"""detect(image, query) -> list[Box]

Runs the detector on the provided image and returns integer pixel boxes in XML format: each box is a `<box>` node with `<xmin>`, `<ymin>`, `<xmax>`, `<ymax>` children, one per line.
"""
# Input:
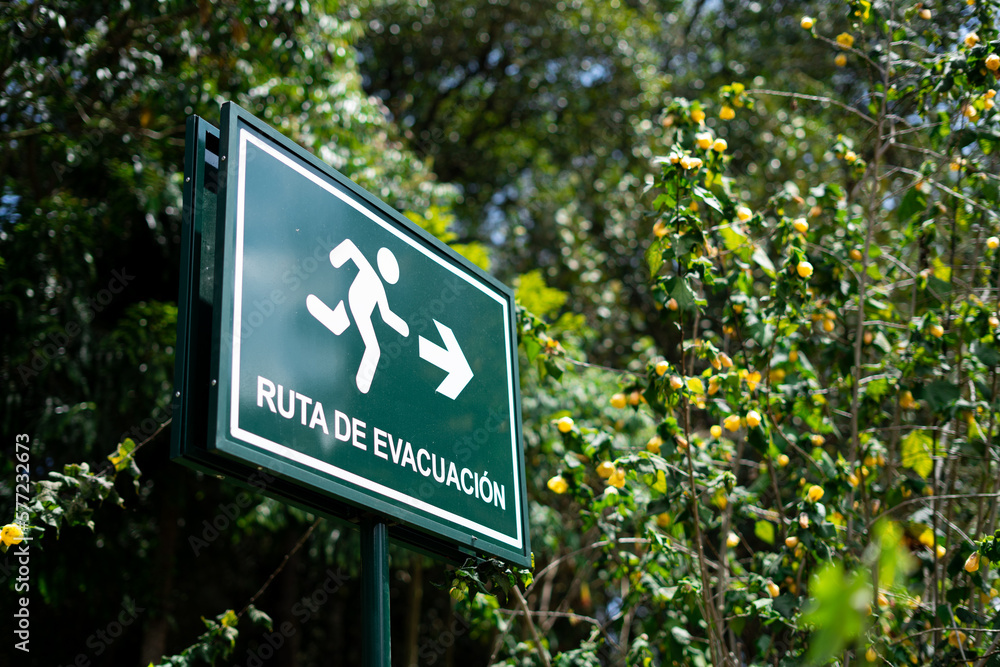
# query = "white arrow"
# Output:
<box><xmin>418</xmin><ymin>320</ymin><xmax>473</xmax><ymax>400</ymax></box>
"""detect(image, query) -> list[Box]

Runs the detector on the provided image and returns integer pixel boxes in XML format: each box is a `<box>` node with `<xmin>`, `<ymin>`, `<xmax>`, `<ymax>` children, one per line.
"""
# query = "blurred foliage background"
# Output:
<box><xmin>2</xmin><ymin>0</ymin><xmax>1000</xmax><ymax>665</ymax></box>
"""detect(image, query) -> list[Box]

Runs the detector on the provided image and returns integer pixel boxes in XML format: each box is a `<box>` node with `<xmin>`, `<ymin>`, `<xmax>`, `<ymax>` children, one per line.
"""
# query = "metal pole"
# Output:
<box><xmin>361</xmin><ymin>517</ymin><xmax>390</xmax><ymax>667</ymax></box>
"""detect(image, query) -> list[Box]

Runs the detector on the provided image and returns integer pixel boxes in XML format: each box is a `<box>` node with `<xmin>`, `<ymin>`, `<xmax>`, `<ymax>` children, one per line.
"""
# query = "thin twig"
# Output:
<box><xmin>238</xmin><ymin>517</ymin><xmax>323</xmax><ymax>618</ymax></box>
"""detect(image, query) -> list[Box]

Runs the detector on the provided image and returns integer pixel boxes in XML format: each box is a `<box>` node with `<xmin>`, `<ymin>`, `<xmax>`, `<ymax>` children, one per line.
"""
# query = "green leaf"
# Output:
<box><xmin>901</xmin><ymin>430</ymin><xmax>935</xmax><ymax>478</ymax></box>
<box><xmin>692</xmin><ymin>184</ymin><xmax>724</xmax><ymax>214</ymax></box>
<box><xmin>516</xmin><ymin>270</ymin><xmax>568</xmax><ymax>318</ymax></box>
<box><xmin>801</xmin><ymin>562</ymin><xmax>871</xmax><ymax>665</ymax></box>
<box><xmin>772</xmin><ymin>593</ymin><xmax>797</xmax><ymax>619</ymax></box>
<box><xmin>754</xmin><ymin>520</ymin><xmax>775</xmax><ymax>545</ymax></box>
<box><xmin>246</xmin><ymin>605</ymin><xmax>273</xmax><ymax>632</ymax></box>
<box><xmin>897</xmin><ymin>186</ymin><xmax>926</xmax><ymax>223</ymax></box>
<box><xmin>661</xmin><ymin>275</ymin><xmax>702</xmax><ymax>311</ymax></box>
<box><xmin>974</xmin><ymin>341</ymin><xmax>1000</xmax><ymax>367</ymax></box>
<box><xmin>923</xmin><ymin>380</ymin><xmax>959</xmax><ymax>414</ymax></box>
<box><xmin>719</xmin><ymin>225</ymin><xmax>748</xmax><ymax>251</ymax></box>
<box><xmin>751</xmin><ymin>246</ymin><xmax>776</xmax><ymax>278</ymax></box>
<box><xmin>645</xmin><ymin>238</ymin><xmax>665</xmax><ymax>276</ymax></box>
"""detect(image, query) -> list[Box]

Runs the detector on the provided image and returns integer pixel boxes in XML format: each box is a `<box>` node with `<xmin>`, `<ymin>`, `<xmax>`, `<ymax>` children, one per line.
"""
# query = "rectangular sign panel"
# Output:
<box><xmin>174</xmin><ymin>104</ymin><xmax>530</xmax><ymax>566</ymax></box>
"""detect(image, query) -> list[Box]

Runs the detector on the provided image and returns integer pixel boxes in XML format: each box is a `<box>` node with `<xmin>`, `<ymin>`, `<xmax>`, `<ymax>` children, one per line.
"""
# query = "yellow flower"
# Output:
<box><xmin>988</xmin><ymin>54</ymin><xmax>1000</xmax><ymax>71</ymax></box>
<box><xmin>708</xmin><ymin>378</ymin><xmax>720</xmax><ymax>395</ymax></box>
<box><xmin>695</xmin><ymin>132</ymin><xmax>713</xmax><ymax>149</ymax></box>
<box><xmin>800</xmin><ymin>16</ymin><xmax>814</xmax><ymax>30</ymax></box>
<box><xmin>810</xmin><ymin>434</ymin><xmax>825</xmax><ymax>446</ymax></box>
<box><xmin>667</xmin><ymin>297</ymin><xmax>679</xmax><ymax>311</ymax></box>
<box><xmin>726</xmin><ymin>532</ymin><xmax>740</xmax><ymax>548</ymax></box>
<box><xmin>652</xmin><ymin>219</ymin><xmax>668</xmax><ymax>238</ymax></box>
<box><xmin>719</xmin><ymin>352</ymin><xmax>733</xmax><ymax>368</ymax></box>
<box><xmin>680</xmin><ymin>155</ymin><xmax>703</xmax><ymax>170</ymax></box>
<box><xmin>797</xmin><ymin>261</ymin><xmax>814</xmax><ymax>278</ymax></box>
<box><xmin>785</xmin><ymin>536</ymin><xmax>799</xmax><ymax>548</ymax></box>
<box><xmin>900</xmin><ymin>390</ymin><xmax>917</xmax><ymax>409</ymax></box>
<box><xmin>710</xmin><ymin>425</ymin><xmax>723</xmax><ymax>438</ymax></box>
<box><xmin>646</xmin><ymin>435</ymin><xmax>663</xmax><ymax>455</ymax></box>
<box><xmin>788</xmin><ymin>349</ymin><xmax>799</xmax><ymax>362</ymax></box>
<box><xmin>766</xmin><ymin>581</ymin><xmax>780</xmax><ymax>598</ymax></box>
<box><xmin>965</xmin><ymin>104</ymin><xmax>979</xmax><ymax>120</ymax></box>
<box><xmin>929</xmin><ymin>323</ymin><xmax>944</xmax><ymax>338</ymax></box>
<box><xmin>712</xmin><ymin>138</ymin><xmax>728</xmax><ymax>152</ymax></box>
<box><xmin>746</xmin><ymin>410</ymin><xmax>762</xmax><ymax>427</ymax></box>
<box><xmin>965</xmin><ymin>551</ymin><xmax>981</xmax><ymax>573</ymax></box>
<box><xmin>547</xmin><ymin>475</ymin><xmax>568</xmax><ymax>494</ymax></box>
<box><xmin>987</xmin><ymin>236</ymin><xmax>999</xmax><ymax>249</ymax></box>
<box><xmin>835</xmin><ymin>53</ymin><xmax>847</xmax><ymax>67</ymax></box>
<box><xmin>691</xmin><ymin>108</ymin><xmax>706</xmax><ymax>124</ymax></box>
<box><xmin>1</xmin><ymin>524</ymin><xmax>24</xmax><ymax>547</ymax></box>
<box><xmin>866</xmin><ymin>647</ymin><xmax>878</xmax><ymax>662</ymax></box>
<box><xmin>777</xmin><ymin>454</ymin><xmax>789</xmax><ymax>467</ymax></box>
<box><xmin>807</xmin><ymin>484</ymin><xmax>824</xmax><ymax>502</ymax></box>
<box><xmin>836</xmin><ymin>32</ymin><xmax>855</xmax><ymax>49</ymax></box>
<box><xmin>720</xmin><ymin>105</ymin><xmax>736</xmax><ymax>120</ymax></box>
<box><xmin>609</xmin><ymin>467</ymin><xmax>626</xmax><ymax>489</ymax></box>
<box><xmin>844</xmin><ymin>150</ymin><xmax>858</xmax><ymax>163</ymax></box>
<box><xmin>597</xmin><ymin>461</ymin><xmax>615</xmax><ymax>479</ymax></box>
<box><xmin>936</xmin><ymin>544</ymin><xmax>947</xmax><ymax>559</ymax></box>
<box><xmin>610</xmin><ymin>392</ymin><xmax>627</xmax><ymax>409</ymax></box>
<box><xmin>669</xmin><ymin>375</ymin><xmax>684</xmax><ymax>391</ymax></box>
<box><xmin>557</xmin><ymin>416</ymin><xmax>574</xmax><ymax>433</ymax></box>
<box><xmin>655</xmin><ymin>360</ymin><xmax>669</xmax><ymax>376</ymax></box>
<box><xmin>792</xmin><ymin>218</ymin><xmax>809</xmax><ymax>234</ymax></box>
<box><xmin>723</xmin><ymin>415</ymin><xmax>742</xmax><ymax>432</ymax></box>
<box><xmin>966</xmin><ymin>32</ymin><xmax>980</xmax><ymax>48</ymax></box>
<box><xmin>656</xmin><ymin>512</ymin><xmax>671</xmax><ymax>527</ymax></box>
<box><xmin>736</xmin><ymin>205</ymin><xmax>752</xmax><ymax>222</ymax></box>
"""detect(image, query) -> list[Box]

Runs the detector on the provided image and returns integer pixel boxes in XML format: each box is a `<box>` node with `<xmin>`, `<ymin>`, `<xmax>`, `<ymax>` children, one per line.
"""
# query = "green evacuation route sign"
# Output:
<box><xmin>173</xmin><ymin>103</ymin><xmax>530</xmax><ymax>566</ymax></box>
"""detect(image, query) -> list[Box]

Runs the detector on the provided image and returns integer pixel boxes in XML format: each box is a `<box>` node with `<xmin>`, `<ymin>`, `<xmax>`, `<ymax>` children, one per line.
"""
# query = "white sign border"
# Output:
<box><xmin>228</xmin><ymin>128</ymin><xmax>524</xmax><ymax>550</ymax></box>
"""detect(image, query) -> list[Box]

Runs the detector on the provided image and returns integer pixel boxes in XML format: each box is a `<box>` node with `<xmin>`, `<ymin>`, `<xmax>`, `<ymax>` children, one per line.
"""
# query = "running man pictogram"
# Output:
<box><xmin>306</xmin><ymin>239</ymin><xmax>409</xmax><ymax>394</ymax></box>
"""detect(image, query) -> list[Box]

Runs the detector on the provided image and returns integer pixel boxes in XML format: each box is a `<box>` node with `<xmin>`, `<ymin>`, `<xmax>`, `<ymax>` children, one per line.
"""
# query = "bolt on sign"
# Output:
<box><xmin>173</xmin><ymin>103</ymin><xmax>530</xmax><ymax>566</ymax></box>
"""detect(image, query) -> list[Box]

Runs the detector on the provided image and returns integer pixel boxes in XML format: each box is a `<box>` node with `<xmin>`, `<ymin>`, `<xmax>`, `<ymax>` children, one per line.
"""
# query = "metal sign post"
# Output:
<box><xmin>361</xmin><ymin>518</ymin><xmax>390</xmax><ymax>667</ymax></box>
